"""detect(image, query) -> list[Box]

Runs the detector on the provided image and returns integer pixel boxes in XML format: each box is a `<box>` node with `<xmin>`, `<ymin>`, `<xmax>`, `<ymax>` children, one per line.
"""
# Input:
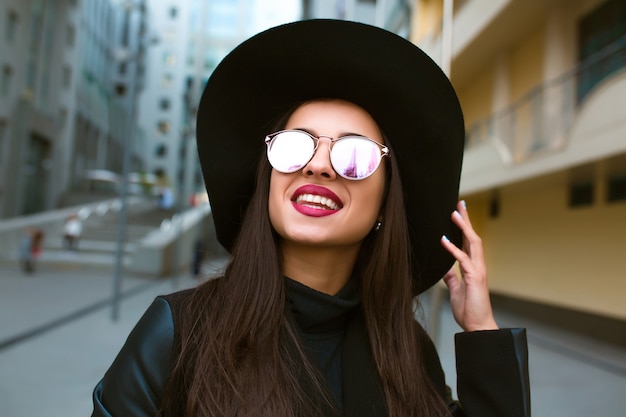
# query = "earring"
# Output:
<box><xmin>374</xmin><ymin>221</ymin><xmax>382</xmax><ymax>232</ymax></box>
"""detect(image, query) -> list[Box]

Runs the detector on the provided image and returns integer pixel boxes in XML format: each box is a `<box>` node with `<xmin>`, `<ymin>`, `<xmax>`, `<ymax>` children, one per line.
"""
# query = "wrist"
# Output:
<box><xmin>464</xmin><ymin>319</ymin><xmax>499</xmax><ymax>332</ymax></box>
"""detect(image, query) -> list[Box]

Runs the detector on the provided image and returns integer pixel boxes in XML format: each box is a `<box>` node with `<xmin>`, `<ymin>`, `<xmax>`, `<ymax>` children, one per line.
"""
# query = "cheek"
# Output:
<box><xmin>360</xmin><ymin>173</ymin><xmax>386</xmax><ymax>215</ymax></box>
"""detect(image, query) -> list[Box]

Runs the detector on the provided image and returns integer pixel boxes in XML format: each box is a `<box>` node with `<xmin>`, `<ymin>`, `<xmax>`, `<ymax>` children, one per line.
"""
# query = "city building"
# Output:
<box><xmin>138</xmin><ymin>0</ymin><xmax>302</xmax><ymax>208</ymax></box>
<box><xmin>302</xmin><ymin>0</ymin><xmax>410</xmax><ymax>33</ymax></box>
<box><xmin>0</xmin><ymin>0</ymin><xmax>151</xmax><ymax>217</ymax></box>
<box><xmin>0</xmin><ymin>0</ymin><xmax>79</xmax><ymax>217</ymax></box>
<box><xmin>411</xmin><ymin>0</ymin><xmax>626</xmax><ymax>342</ymax></box>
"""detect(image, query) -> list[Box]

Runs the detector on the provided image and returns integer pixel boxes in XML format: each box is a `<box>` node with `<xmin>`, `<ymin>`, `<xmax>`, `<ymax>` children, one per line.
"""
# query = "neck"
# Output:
<box><xmin>280</xmin><ymin>242</ymin><xmax>360</xmax><ymax>295</ymax></box>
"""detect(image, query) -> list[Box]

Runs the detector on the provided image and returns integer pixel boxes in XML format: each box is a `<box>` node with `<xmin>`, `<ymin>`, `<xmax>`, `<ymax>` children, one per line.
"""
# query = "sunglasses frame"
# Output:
<box><xmin>264</xmin><ymin>129</ymin><xmax>389</xmax><ymax>180</ymax></box>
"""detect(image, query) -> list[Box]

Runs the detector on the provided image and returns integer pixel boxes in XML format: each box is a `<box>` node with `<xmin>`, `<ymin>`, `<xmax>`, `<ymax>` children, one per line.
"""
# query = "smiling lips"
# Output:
<box><xmin>292</xmin><ymin>185</ymin><xmax>343</xmax><ymax>217</ymax></box>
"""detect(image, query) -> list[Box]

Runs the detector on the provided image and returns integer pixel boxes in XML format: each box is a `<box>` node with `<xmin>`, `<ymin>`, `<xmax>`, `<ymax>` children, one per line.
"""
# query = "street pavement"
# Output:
<box><xmin>0</xmin><ymin>258</ymin><xmax>625</xmax><ymax>417</ymax></box>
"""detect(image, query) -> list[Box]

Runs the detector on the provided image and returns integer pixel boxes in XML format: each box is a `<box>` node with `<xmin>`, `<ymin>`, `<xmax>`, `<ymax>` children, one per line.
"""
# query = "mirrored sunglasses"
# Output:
<box><xmin>264</xmin><ymin>130</ymin><xmax>389</xmax><ymax>180</ymax></box>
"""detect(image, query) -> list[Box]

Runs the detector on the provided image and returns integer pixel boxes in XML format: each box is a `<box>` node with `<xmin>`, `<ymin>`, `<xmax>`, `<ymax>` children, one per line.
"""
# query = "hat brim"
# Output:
<box><xmin>197</xmin><ymin>19</ymin><xmax>464</xmax><ymax>294</ymax></box>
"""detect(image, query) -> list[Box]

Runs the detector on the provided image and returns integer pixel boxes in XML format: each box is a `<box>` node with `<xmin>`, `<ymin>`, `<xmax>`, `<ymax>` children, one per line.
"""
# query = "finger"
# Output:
<box><xmin>457</xmin><ymin>200</ymin><xmax>473</xmax><ymax>228</ymax></box>
<box><xmin>441</xmin><ymin>234</ymin><xmax>471</xmax><ymax>264</ymax></box>
<box><xmin>442</xmin><ymin>268</ymin><xmax>461</xmax><ymax>293</ymax></box>
<box><xmin>451</xmin><ymin>210</ymin><xmax>484</xmax><ymax>267</ymax></box>
<box><xmin>442</xmin><ymin>234</ymin><xmax>485</xmax><ymax>284</ymax></box>
<box><xmin>452</xmin><ymin>210</ymin><xmax>480</xmax><ymax>242</ymax></box>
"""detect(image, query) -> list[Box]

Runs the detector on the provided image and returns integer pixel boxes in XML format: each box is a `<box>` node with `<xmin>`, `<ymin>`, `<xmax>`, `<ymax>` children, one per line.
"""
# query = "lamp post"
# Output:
<box><xmin>111</xmin><ymin>76</ymin><xmax>135</xmax><ymax>321</ymax></box>
<box><xmin>110</xmin><ymin>1</ymin><xmax>158</xmax><ymax>320</ymax></box>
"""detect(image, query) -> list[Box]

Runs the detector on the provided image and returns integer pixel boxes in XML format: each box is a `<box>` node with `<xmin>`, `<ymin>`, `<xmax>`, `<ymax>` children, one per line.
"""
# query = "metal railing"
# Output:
<box><xmin>465</xmin><ymin>35</ymin><xmax>626</xmax><ymax>164</ymax></box>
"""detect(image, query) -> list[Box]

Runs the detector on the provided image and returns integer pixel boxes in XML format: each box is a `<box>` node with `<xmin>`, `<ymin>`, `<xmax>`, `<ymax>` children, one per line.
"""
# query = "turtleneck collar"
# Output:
<box><xmin>286</xmin><ymin>276</ymin><xmax>361</xmax><ymax>333</ymax></box>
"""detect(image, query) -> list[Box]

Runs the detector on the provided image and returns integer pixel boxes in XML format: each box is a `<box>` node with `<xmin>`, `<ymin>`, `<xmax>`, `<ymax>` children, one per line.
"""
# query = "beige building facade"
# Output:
<box><xmin>411</xmin><ymin>0</ymin><xmax>626</xmax><ymax>327</ymax></box>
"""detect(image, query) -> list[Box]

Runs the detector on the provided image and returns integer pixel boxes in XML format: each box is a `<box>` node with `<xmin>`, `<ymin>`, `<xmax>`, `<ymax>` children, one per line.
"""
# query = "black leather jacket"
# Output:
<box><xmin>92</xmin><ymin>294</ymin><xmax>530</xmax><ymax>417</ymax></box>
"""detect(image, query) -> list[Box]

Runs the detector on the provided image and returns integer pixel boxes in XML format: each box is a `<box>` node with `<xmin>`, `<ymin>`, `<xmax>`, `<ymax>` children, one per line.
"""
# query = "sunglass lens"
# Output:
<box><xmin>331</xmin><ymin>137</ymin><xmax>382</xmax><ymax>179</ymax></box>
<box><xmin>267</xmin><ymin>131</ymin><xmax>315</xmax><ymax>173</ymax></box>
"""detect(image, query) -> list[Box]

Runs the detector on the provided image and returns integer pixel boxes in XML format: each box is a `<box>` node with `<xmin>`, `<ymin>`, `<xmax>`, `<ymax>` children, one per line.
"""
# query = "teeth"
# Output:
<box><xmin>296</xmin><ymin>193</ymin><xmax>339</xmax><ymax>210</ymax></box>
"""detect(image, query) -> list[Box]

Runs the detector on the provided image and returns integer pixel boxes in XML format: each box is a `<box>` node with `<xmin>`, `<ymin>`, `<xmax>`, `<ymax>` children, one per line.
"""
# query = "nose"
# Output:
<box><xmin>303</xmin><ymin>136</ymin><xmax>336</xmax><ymax>179</ymax></box>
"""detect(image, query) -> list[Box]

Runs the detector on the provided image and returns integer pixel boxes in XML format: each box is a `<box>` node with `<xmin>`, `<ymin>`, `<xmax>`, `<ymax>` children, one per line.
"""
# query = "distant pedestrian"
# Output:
<box><xmin>19</xmin><ymin>227</ymin><xmax>44</xmax><ymax>274</ymax></box>
<box><xmin>191</xmin><ymin>238</ymin><xmax>206</xmax><ymax>278</ymax></box>
<box><xmin>63</xmin><ymin>213</ymin><xmax>82</xmax><ymax>252</ymax></box>
<box><xmin>158</xmin><ymin>187</ymin><xmax>174</xmax><ymax>210</ymax></box>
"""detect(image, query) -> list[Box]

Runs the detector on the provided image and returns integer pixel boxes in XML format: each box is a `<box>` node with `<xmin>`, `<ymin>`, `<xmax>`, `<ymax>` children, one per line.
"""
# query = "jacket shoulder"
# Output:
<box><xmin>92</xmin><ymin>292</ymin><xmax>191</xmax><ymax>417</ymax></box>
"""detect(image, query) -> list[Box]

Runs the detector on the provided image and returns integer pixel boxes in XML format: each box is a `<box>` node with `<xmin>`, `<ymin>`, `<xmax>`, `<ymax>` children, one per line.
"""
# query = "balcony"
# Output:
<box><xmin>460</xmin><ymin>36</ymin><xmax>626</xmax><ymax>194</ymax></box>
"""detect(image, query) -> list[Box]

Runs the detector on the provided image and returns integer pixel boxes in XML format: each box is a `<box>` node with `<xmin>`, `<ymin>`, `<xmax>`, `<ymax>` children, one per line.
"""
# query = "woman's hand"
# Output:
<box><xmin>440</xmin><ymin>200</ymin><xmax>499</xmax><ymax>332</ymax></box>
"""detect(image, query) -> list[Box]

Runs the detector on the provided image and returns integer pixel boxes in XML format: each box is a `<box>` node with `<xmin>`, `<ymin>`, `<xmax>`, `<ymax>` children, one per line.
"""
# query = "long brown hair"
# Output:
<box><xmin>160</xmin><ymin>102</ymin><xmax>449</xmax><ymax>417</ymax></box>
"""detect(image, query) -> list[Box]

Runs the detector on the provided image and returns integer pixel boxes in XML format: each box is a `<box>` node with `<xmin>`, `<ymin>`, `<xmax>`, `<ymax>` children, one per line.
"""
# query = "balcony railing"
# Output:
<box><xmin>465</xmin><ymin>35</ymin><xmax>626</xmax><ymax>164</ymax></box>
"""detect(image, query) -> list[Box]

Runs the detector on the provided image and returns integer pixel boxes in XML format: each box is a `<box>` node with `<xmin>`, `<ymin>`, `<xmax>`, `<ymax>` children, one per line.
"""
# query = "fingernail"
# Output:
<box><xmin>442</xmin><ymin>235</ymin><xmax>450</xmax><ymax>242</ymax></box>
<box><xmin>453</xmin><ymin>210</ymin><xmax>462</xmax><ymax>219</ymax></box>
<box><xmin>461</xmin><ymin>200</ymin><xmax>467</xmax><ymax>209</ymax></box>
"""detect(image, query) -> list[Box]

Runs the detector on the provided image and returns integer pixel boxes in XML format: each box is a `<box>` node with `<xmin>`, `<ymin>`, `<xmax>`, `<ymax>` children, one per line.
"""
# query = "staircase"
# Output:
<box><xmin>38</xmin><ymin>201</ymin><xmax>177</xmax><ymax>269</ymax></box>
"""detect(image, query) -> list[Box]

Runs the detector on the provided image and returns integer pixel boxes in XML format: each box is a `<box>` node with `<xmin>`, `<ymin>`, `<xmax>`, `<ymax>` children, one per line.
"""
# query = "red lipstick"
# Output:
<box><xmin>291</xmin><ymin>184</ymin><xmax>343</xmax><ymax>217</ymax></box>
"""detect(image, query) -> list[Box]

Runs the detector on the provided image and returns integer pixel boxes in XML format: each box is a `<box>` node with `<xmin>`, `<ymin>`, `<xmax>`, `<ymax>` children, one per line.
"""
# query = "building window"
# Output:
<box><xmin>163</xmin><ymin>51</ymin><xmax>176</xmax><ymax>67</ymax></box>
<box><xmin>204</xmin><ymin>56</ymin><xmax>216</xmax><ymax>70</ymax></box>
<box><xmin>0</xmin><ymin>121</ymin><xmax>6</xmax><ymax>164</ymax></box>
<box><xmin>163</xmin><ymin>28</ymin><xmax>176</xmax><ymax>41</ymax></box>
<box><xmin>157</xmin><ymin>120</ymin><xmax>170</xmax><ymax>134</ymax></box>
<box><xmin>59</xmin><ymin>107</ymin><xmax>68</xmax><ymax>128</ymax></box>
<box><xmin>577</xmin><ymin>0</ymin><xmax>626</xmax><ymax>102</ymax></box>
<box><xmin>159</xmin><ymin>98</ymin><xmax>170</xmax><ymax>111</ymax></box>
<box><xmin>169</xmin><ymin>7</ymin><xmax>178</xmax><ymax>18</ymax></box>
<box><xmin>569</xmin><ymin>181</ymin><xmax>594</xmax><ymax>207</ymax></box>
<box><xmin>154</xmin><ymin>167</ymin><xmax>166</xmax><ymax>182</ymax></box>
<box><xmin>607</xmin><ymin>174</ymin><xmax>626</xmax><ymax>202</ymax></box>
<box><xmin>489</xmin><ymin>192</ymin><xmax>500</xmax><ymax>219</ymax></box>
<box><xmin>62</xmin><ymin>66</ymin><xmax>72</xmax><ymax>88</ymax></box>
<box><xmin>66</xmin><ymin>24</ymin><xmax>75</xmax><ymax>47</ymax></box>
<box><xmin>155</xmin><ymin>143</ymin><xmax>167</xmax><ymax>157</ymax></box>
<box><xmin>162</xmin><ymin>73</ymin><xmax>173</xmax><ymax>88</ymax></box>
<box><xmin>5</xmin><ymin>10</ymin><xmax>18</xmax><ymax>43</ymax></box>
<box><xmin>1</xmin><ymin>66</ymin><xmax>12</xmax><ymax>97</ymax></box>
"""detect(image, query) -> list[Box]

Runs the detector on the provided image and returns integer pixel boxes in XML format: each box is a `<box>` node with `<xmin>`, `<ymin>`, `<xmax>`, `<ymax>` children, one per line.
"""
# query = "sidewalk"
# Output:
<box><xmin>423</xmin><ymin>289</ymin><xmax>626</xmax><ymax>417</ymax></box>
<box><xmin>0</xmin><ymin>259</ymin><xmax>226</xmax><ymax>417</ymax></box>
<box><xmin>0</xmin><ymin>260</ymin><xmax>625</xmax><ymax>417</ymax></box>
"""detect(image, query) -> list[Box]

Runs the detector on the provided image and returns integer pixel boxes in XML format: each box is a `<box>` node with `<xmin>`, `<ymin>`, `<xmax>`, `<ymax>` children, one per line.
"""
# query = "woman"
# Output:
<box><xmin>63</xmin><ymin>213</ymin><xmax>82</xmax><ymax>252</ymax></box>
<box><xmin>92</xmin><ymin>20</ymin><xmax>529</xmax><ymax>417</ymax></box>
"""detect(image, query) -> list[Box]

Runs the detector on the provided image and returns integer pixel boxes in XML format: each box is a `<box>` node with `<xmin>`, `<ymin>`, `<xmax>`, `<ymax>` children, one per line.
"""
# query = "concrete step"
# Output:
<box><xmin>6</xmin><ymin>249</ymin><xmax>131</xmax><ymax>270</ymax></box>
<box><xmin>78</xmin><ymin>228</ymin><xmax>152</xmax><ymax>241</ymax></box>
<box><xmin>42</xmin><ymin>239</ymin><xmax>137</xmax><ymax>254</ymax></box>
<box><xmin>0</xmin><ymin>199</ymin><xmax>199</xmax><ymax>273</ymax></box>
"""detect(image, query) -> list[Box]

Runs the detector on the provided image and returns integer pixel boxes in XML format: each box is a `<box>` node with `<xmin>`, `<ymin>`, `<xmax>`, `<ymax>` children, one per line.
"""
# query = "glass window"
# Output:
<box><xmin>5</xmin><ymin>10</ymin><xmax>18</xmax><ymax>42</ymax></box>
<box><xmin>0</xmin><ymin>121</ymin><xmax>6</xmax><ymax>164</ymax></box>
<box><xmin>569</xmin><ymin>181</ymin><xmax>594</xmax><ymax>208</ymax></box>
<box><xmin>577</xmin><ymin>0</ymin><xmax>626</xmax><ymax>102</ymax></box>
<box><xmin>162</xmin><ymin>73</ymin><xmax>173</xmax><ymax>88</ymax></box>
<box><xmin>155</xmin><ymin>143</ymin><xmax>167</xmax><ymax>157</ymax></box>
<box><xmin>66</xmin><ymin>24</ymin><xmax>75</xmax><ymax>47</ymax></box>
<box><xmin>63</xmin><ymin>66</ymin><xmax>72</xmax><ymax>88</ymax></box>
<box><xmin>157</xmin><ymin>120</ymin><xmax>170</xmax><ymax>134</ymax></box>
<box><xmin>163</xmin><ymin>51</ymin><xmax>176</xmax><ymax>67</ymax></box>
<box><xmin>608</xmin><ymin>174</ymin><xmax>626</xmax><ymax>202</ymax></box>
<box><xmin>1</xmin><ymin>66</ymin><xmax>12</xmax><ymax>97</ymax></box>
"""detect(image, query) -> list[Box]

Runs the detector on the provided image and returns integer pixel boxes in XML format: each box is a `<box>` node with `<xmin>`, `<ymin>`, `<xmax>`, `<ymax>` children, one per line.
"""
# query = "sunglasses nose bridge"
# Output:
<box><xmin>305</xmin><ymin>136</ymin><xmax>336</xmax><ymax>178</ymax></box>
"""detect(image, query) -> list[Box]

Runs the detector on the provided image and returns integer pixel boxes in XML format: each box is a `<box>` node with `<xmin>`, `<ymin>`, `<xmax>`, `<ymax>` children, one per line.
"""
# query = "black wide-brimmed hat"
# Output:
<box><xmin>197</xmin><ymin>19</ymin><xmax>465</xmax><ymax>295</ymax></box>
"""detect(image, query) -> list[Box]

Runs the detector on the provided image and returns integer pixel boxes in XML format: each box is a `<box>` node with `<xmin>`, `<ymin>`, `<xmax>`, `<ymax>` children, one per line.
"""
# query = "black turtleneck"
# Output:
<box><xmin>286</xmin><ymin>277</ymin><xmax>360</xmax><ymax>408</ymax></box>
